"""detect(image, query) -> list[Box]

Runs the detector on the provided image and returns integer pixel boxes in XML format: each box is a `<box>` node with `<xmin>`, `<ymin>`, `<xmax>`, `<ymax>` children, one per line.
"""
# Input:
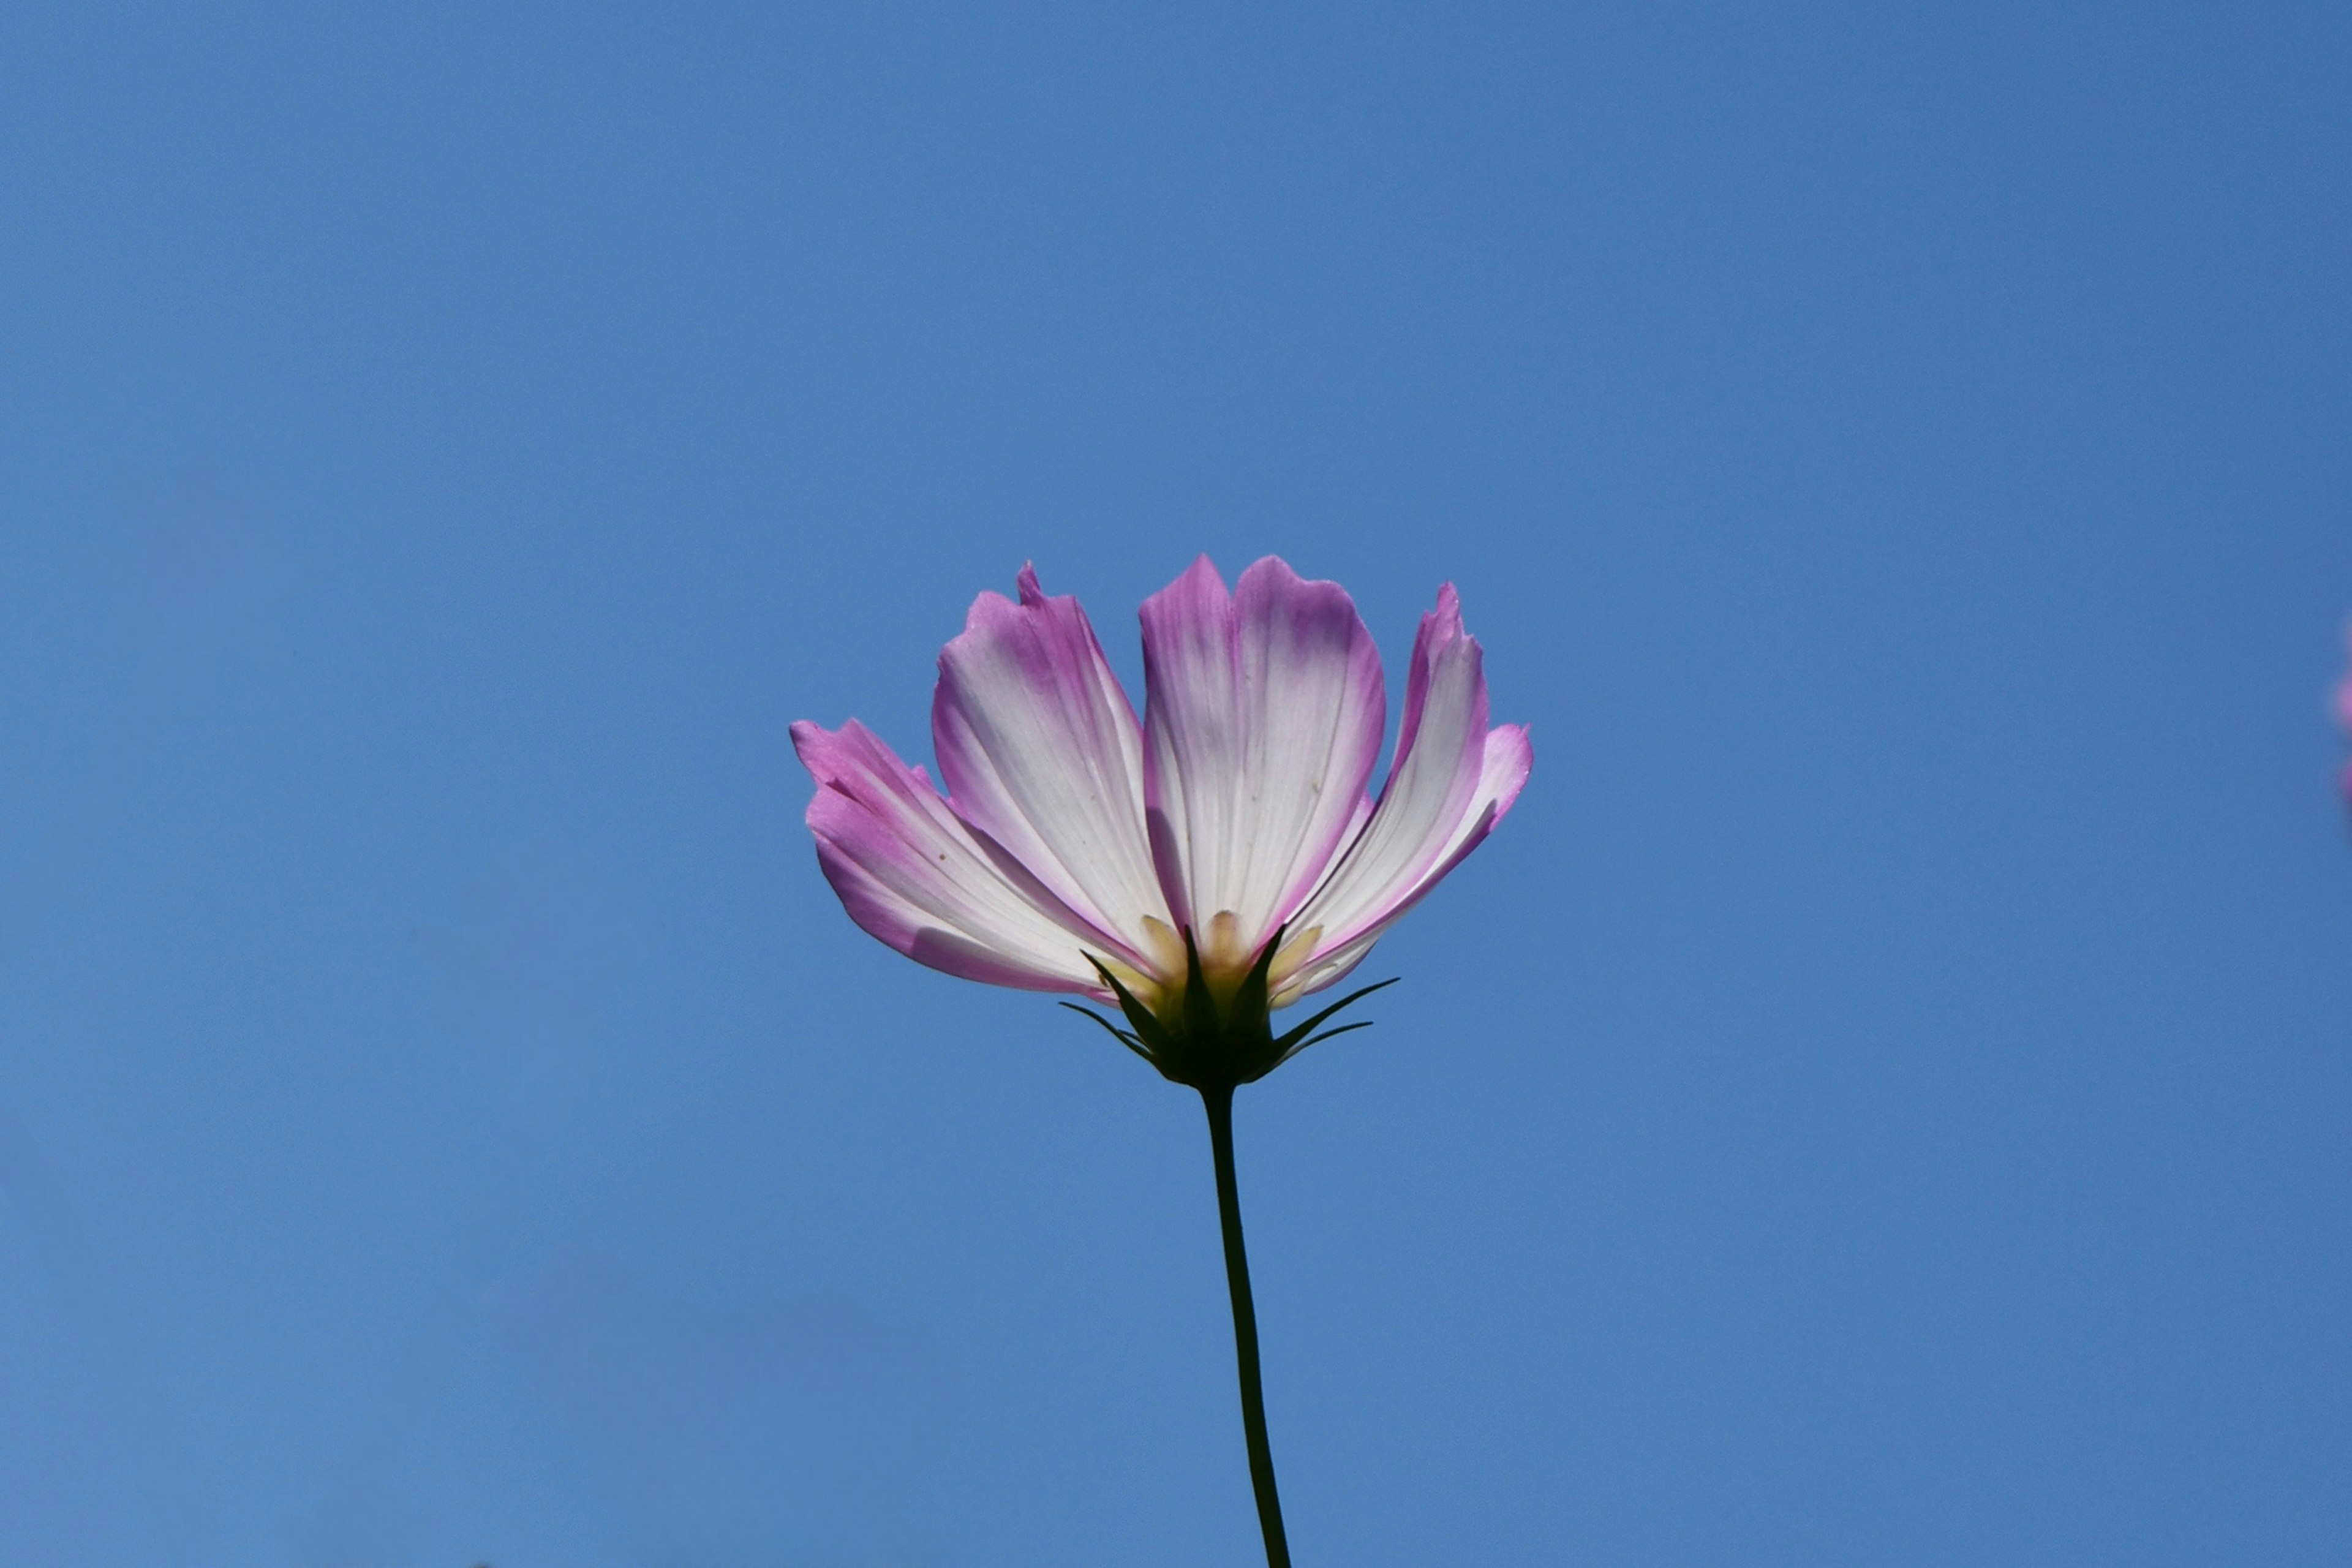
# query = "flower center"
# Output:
<box><xmin>1111</xmin><ymin>913</ymin><xmax>1322</xmax><ymax>1018</ymax></box>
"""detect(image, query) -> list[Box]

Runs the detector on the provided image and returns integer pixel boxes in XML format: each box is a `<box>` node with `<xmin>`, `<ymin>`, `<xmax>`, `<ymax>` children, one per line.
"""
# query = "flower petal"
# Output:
<box><xmin>1286</xmin><ymin>586</ymin><xmax>1485</xmax><ymax>942</ymax></box>
<box><xmin>1274</xmin><ymin>725</ymin><xmax>1531</xmax><ymax>1005</ymax></box>
<box><xmin>1273</xmin><ymin>586</ymin><xmax>1531</xmax><ymax>1003</ymax></box>
<box><xmin>791</xmin><ymin>718</ymin><xmax>1117</xmax><ymax>993</ymax></box>
<box><xmin>1139</xmin><ymin>556</ymin><xmax>1385</xmax><ymax>960</ymax></box>
<box><xmin>932</xmin><ymin>566</ymin><xmax>1171</xmax><ymax>962</ymax></box>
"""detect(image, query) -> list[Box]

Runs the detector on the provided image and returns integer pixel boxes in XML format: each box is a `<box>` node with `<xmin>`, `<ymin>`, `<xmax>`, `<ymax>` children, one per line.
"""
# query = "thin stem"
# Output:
<box><xmin>1202</xmin><ymin>1082</ymin><xmax>1291</xmax><ymax>1568</ymax></box>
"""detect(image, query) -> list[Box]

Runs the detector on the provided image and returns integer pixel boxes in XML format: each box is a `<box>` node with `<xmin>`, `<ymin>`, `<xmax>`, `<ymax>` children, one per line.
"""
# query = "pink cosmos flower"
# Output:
<box><xmin>790</xmin><ymin>555</ymin><xmax>1528</xmax><ymax>1566</ymax></box>
<box><xmin>791</xmin><ymin>555</ymin><xmax>1531</xmax><ymax>1080</ymax></box>
<box><xmin>2337</xmin><ymin>624</ymin><xmax>2352</xmax><ymax>809</ymax></box>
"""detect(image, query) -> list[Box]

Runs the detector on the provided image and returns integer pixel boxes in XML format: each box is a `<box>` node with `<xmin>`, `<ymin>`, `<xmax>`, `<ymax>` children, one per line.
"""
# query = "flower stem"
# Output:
<box><xmin>1201</xmin><ymin>1082</ymin><xmax>1292</xmax><ymax>1568</ymax></box>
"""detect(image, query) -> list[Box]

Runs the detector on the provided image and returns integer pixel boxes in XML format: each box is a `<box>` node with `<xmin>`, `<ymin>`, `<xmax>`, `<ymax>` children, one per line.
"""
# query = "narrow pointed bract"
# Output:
<box><xmin>793</xmin><ymin>555</ymin><xmax>1529</xmax><ymax>1052</ymax></box>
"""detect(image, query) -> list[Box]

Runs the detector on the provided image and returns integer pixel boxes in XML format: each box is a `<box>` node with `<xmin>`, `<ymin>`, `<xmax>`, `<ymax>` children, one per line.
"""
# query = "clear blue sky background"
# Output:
<box><xmin>3</xmin><ymin>4</ymin><xmax>2348</xmax><ymax>1564</ymax></box>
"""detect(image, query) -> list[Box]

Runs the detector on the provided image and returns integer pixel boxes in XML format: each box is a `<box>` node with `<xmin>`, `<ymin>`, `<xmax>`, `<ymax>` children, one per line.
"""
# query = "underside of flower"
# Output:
<box><xmin>791</xmin><ymin>555</ymin><xmax>1530</xmax><ymax>1068</ymax></box>
<box><xmin>1061</xmin><ymin>921</ymin><xmax>1398</xmax><ymax>1088</ymax></box>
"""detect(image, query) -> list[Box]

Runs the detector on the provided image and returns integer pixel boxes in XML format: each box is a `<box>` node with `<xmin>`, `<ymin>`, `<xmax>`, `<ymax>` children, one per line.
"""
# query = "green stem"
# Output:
<box><xmin>1202</xmin><ymin>1082</ymin><xmax>1292</xmax><ymax>1568</ymax></box>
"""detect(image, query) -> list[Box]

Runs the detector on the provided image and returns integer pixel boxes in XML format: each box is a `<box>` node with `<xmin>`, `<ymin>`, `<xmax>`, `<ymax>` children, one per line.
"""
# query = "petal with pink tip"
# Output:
<box><xmin>1272</xmin><ymin>584</ymin><xmax>1531</xmax><ymax>1004</ymax></box>
<box><xmin>792</xmin><ymin>718</ymin><xmax>1118</xmax><ymax>993</ymax></box>
<box><xmin>1287</xmin><ymin>586</ymin><xmax>1488</xmax><ymax>944</ymax></box>
<box><xmin>1139</xmin><ymin>556</ymin><xmax>1385</xmax><ymax>957</ymax></box>
<box><xmin>933</xmin><ymin>565</ymin><xmax>1170</xmax><ymax>959</ymax></box>
<box><xmin>1274</xmin><ymin>723</ymin><xmax>1531</xmax><ymax>1005</ymax></box>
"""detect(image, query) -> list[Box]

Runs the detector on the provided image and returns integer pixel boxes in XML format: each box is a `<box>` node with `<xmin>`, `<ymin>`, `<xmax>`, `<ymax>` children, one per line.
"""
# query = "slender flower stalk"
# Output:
<box><xmin>1203</xmin><ymin>1082</ymin><xmax>1289</xmax><ymax>1566</ymax></box>
<box><xmin>792</xmin><ymin>556</ymin><xmax>1529</xmax><ymax>1561</ymax></box>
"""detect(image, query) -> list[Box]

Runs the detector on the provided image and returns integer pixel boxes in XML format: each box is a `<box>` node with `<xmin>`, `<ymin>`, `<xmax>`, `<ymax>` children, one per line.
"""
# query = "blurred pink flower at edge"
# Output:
<box><xmin>2337</xmin><ymin>623</ymin><xmax>2352</xmax><ymax>810</ymax></box>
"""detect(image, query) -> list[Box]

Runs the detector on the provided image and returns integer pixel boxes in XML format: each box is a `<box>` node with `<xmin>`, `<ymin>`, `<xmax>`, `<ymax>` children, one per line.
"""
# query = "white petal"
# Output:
<box><xmin>792</xmin><ymin>719</ymin><xmax>1119</xmax><ymax>993</ymax></box>
<box><xmin>932</xmin><ymin>566</ymin><xmax>1170</xmax><ymax>964</ymax></box>
<box><xmin>1270</xmin><ymin>582</ymin><xmax>1531</xmax><ymax>1006</ymax></box>
<box><xmin>1139</xmin><ymin>556</ymin><xmax>1385</xmax><ymax>960</ymax></box>
<box><xmin>1286</xmin><ymin>585</ymin><xmax>1487</xmax><ymax>954</ymax></box>
<box><xmin>1274</xmin><ymin>726</ymin><xmax>1531</xmax><ymax>1005</ymax></box>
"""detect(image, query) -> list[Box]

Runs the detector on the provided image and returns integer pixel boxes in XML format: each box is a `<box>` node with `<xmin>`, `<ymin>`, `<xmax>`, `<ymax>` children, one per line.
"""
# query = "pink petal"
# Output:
<box><xmin>1275</xmin><ymin>725</ymin><xmax>1531</xmax><ymax>1004</ymax></box>
<box><xmin>1288</xmin><ymin>586</ymin><xmax>1487</xmax><ymax>941</ymax></box>
<box><xmin>1275</xmin><ymin>585</ymin><xmax>1531</xmax><ymax>1002</ymax></box>
<box><xmin>791</xmin><ymin>718</ymin><xmax>1118</xmax><ymax>993</ymax></box>
<box><xmin>1139</xmin><ymin>556</ymin><xmax>1386</xmax><ymax>956</ymax></box>
<box><xmin>933</xmin><ymin>566</ymin><xmax>1170</xmax><ymax>961</ymax></box>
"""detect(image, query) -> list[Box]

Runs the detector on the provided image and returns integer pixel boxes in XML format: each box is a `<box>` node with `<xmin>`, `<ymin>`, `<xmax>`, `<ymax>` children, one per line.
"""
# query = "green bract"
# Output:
<box><xmin>1062</xmin><ymin>923</ymin><xmax>1396</xmax><ymax>1090</ymax></box>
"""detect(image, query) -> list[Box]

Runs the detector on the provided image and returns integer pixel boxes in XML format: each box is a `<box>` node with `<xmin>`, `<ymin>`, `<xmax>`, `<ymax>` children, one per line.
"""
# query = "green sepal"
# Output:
<box><xmin>1179</xmin><ymin>925</ymin><xmax>1222</xmax><ymax>1044</ymax></box>
<box><xmin>1058</xmin><ymin>1002</ymin><xmax>1155</xmax><ymax>1066</ymax></box>
<box><xmin>1085</xmin><ymin>954</ymin><xmax>1176</xmax><ymax>1060</ymax></box>
<box><xmin>1282</xmin><ymin>1017</ymin><xmax>1375</xmax><ymax>1061</ymax></box>
<box><xmin>1272</xmin><ymin>976</ymin><xmax>1398</xmax><ymax>1056</ymax></box>
<box><xmin>1228</xmin><ymin>921</ymin><xmax>1283</xmax><ymax>1036</ymax></box>
<box><xmin>1061</xmin><ymin>930</ymin><xmax>1398</xmax><ymax>1090</ymax></box>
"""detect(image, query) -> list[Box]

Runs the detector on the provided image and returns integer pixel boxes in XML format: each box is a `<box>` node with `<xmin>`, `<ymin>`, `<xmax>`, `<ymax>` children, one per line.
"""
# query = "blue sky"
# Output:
<box><xmin>2</xmin><ymin>3</ymin><xmax>2348</xmax><ymax>1564</ymax></box>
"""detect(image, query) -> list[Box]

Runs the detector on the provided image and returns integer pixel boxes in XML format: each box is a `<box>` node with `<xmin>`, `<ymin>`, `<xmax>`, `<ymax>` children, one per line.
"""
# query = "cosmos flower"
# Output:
<box><xmin>2337</xmin><ymin>624</ymin><xmax>2352</xmax><ymax>809</ymax></box>
<box><xmin>790</xmin><ymin>554</ymin><xmax>1531</xmax><ymax>1084</ymax></box>
<box><xmin>790</xmin><ymin>554</ymin><xmax>1528</xmax><ymax>1568</ymax></box>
